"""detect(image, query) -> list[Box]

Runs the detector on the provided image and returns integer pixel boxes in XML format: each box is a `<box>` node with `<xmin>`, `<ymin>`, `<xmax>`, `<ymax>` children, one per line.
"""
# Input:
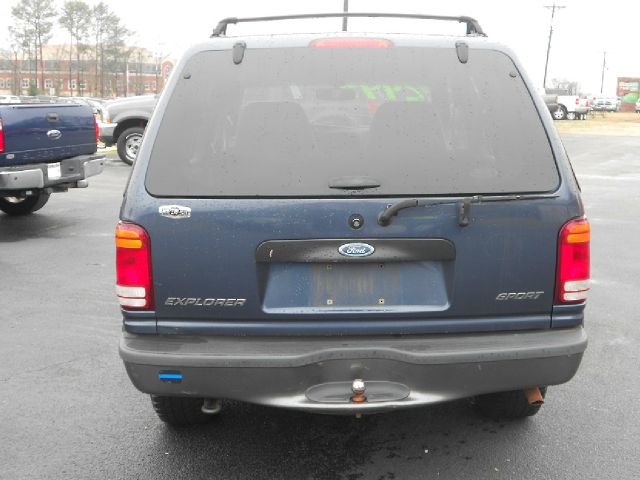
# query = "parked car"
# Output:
<box><xmin>542</xmin><ymin>94</ymin><xmax>560</xmax><ymax>116</ymax></box>
<box><xmin>592</xmin><ymin>97</ymin><xmax>619</xmax><ymax>112</ymax></box>
<box><xmin>0</xmin><ymin>102</ymin><xmax>104</xmax><ymax>215</ymax></box>
<box><xmin>117</xmin><ymin>13</ymin><xmax>589</xmax><ymax>427</ymax></box>
<box><xmin>0</xmin><ymin>95</ymin><xmax>21</xmax><ymax>104</ymax></box>
<box><xmin>99</xmin><ymin>95</ymin><xmax>157</xmax><ymax>165</ymax></box>
<box><xmin>554</xmin><ymin>95</ymin><xmax>589</xmax><ymax>120</ymax></box>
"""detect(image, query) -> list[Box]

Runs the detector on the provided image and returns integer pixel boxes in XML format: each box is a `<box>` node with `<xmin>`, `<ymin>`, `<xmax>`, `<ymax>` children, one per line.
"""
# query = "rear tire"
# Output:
<box><xmin>552</xmin><ymin>107</ymin><xmax>567</xmax><ymax>120</ymax></box>
<box><xmin>150</xmin><ymin>395</ymin><xmax>218</xmax><ymax>427</ymax></box>
<box><xmin>0</xmin><ymin>192</ymin><xmax>50</xmax><ymax>216</ymax></box>
<box><xmin>474</xmin><ymin>387</ymin><xmax>547</xmax><ymax>420</ymax></box>
<box><xmin>116</xmin><ymin>126</ymin><xmax>145</xmax><ymax>165</ymax></box>
<box><xmin>566</xmin><ymin>111</ymin><xmax>576</xmax><ymax>120</ymax></box>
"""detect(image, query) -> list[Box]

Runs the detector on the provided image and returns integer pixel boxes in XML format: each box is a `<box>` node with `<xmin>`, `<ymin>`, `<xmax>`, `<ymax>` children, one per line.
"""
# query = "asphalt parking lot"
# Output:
<box><xmin>2</xmin><ymin>135</ymin><xmax>639</xmax><ymax>479</ymax></box>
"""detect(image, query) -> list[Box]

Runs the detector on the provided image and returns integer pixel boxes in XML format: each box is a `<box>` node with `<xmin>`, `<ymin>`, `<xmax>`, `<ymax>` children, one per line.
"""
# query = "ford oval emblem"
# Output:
<box><xmin>47</xmin><ymin>129</ymin><xmax>62</xmax><ymax>140</ymax></box>
<box><xmin>338</xmin><ymin>242</ymin><xmax>375</xmax><ymax>257</ymax></box>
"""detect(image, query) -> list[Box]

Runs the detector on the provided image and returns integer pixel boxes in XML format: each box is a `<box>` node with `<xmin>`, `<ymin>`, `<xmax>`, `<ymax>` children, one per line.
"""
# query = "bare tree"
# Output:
<box><xmin>92</xmin><ymin>2</ymin><xmax>113</xmax><ymax>97</ymax></box>
<box><xmin>59</xmin><ymin>0</ymin><xmax>91</xmax><ymax>97</ymax></box>
<box><xmin>103</xmin><ymin>16</ymin><xmax>133</xmax><ymax>97</ymax></box>
<box><xmin>8</xmin><ymin>25</ymin><xmax>35</xmax><ymax>95</ymax></box>
<box><xmin>11</xmin><ymin>0</ymin><xmax>56</xmax><ymax>93</ymax></box>
<box><xmin>551</xmin><ymin>78</ymin><xmax>581</xmax><ymax>95</ymax></box>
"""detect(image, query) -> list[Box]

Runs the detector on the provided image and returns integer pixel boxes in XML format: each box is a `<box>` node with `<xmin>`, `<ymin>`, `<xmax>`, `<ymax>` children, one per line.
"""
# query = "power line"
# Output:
<box><xmin>542</xmin><ymin>3</ymin><xmax>566</xmax><ymax>90</ymax></box>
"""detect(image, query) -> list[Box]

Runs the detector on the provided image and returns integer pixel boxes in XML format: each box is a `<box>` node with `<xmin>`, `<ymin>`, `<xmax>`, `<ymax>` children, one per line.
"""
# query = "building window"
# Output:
<box><xmin>79</xmin><ymin>80</ymin><xmax>86</xmax><ymax>90</ymax></box>
<box><xmin>151</xmin><ymin>81</ymin><xmax>156</xmax><ymax>91</ymax></box>
<box><xmin>0</xmin><ymin>79</ymin><xmax>5</xmax><ymax>88</ymax></box>
<box><xmin>6</xmin><ymin>79</ymin><xmax>12</xmax><ymax>87</ymax></box>
<box><xmin>44</xmin><ymin>79</ymin><xmax>52</xmax><ymax>89</ymax></box>
<box><xmin>68</xmin><ymin>79</ymin><xmax>77</xmax><ymax>90</ymax></box>
<box><xmin>21</xmin><ymin>79</ymin><xmax>29</xmax><ymax>88</ymax></box>
<box><xmin>144</xmin><ymin>82</ymin><xmax>149</xmax><ymax>91</ymax></box>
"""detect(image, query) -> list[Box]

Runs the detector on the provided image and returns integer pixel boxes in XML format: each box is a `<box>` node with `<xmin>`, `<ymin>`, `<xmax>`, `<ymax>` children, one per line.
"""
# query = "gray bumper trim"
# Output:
<box><xmin>98</xmin><ymin>122</ymin><xmax>117</xmax><ymax>143</ymax></box>
<box><xmin>120</xmin><ymin>327</ymin><xmax>586</xmax><ymax>413</ymax></box>
<box><xmin>0</xmin><ymin>155</ymin><xmax>105</xmax><ymax>191</ymax></box>
<box><xmin>120</xmin><ymin>327</ymin><xmax>587</xmax><ymax>368</ymax></box>
<box><xmin>0</xmin><ymin>168</ymin><xmax>44</xmax><ymax>189</ymax></box>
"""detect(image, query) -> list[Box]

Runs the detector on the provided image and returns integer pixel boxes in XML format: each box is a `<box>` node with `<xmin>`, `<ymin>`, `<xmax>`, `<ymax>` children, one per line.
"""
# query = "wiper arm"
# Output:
<box><xmin>329</xmin><ymin>176</ymin><xmax>381</xmax><ymax>190</ymax></box>
<box><xmin>377</xmin><ymin>198</ymin><xmax>459</xmax><ymax>226</ymax></box>
<box><xmin>378</xmin><ymin>194</ymin><xmax>560</xmax><ymax>227</ymax></box>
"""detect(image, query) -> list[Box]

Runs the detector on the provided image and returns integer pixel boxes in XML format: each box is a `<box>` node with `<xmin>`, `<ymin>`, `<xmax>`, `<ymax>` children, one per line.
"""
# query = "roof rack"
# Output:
<box><xmin>211</xmin><ymin>13</ymin><xmax>486</xmax><ymax>37</ymax></box>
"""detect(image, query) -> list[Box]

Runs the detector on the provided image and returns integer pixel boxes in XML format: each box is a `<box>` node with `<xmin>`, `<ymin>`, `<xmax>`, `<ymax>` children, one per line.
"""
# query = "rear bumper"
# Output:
<box><xmin>0</xmin><ymin>154</ymin><xmax>105</xmax><ymax>192</ymax></box>
<box><xmin>98</xmin><ymin>122</ymin><xmax>117</xmax><ymax>144</ymax></box>
<box><xmin>120</xmin><ymin>327</ymin><xmax>587</xmax><ymax>414</ymax></box>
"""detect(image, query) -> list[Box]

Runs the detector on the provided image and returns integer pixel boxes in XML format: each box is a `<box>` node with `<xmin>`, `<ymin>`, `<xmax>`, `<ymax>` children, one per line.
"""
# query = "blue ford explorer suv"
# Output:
<box><xmin>117</xmin><ymin>13</ymin><xmax>589</xmax><ymax>426</ymax></box>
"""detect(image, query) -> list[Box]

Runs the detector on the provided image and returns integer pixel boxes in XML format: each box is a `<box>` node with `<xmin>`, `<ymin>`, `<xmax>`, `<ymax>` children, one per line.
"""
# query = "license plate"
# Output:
<box><xmin>47</xmin><ymin>162</ymin><xmax>61</xmax><ymax>180</ymax></box>
<box><xmin>263</xmin><ymin>262</ymin><xmax>449</xmax><ymax>312</ymax></box>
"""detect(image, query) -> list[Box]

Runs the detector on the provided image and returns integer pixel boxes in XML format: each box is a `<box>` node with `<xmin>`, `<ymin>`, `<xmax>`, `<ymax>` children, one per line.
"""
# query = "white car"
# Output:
<box><xmin>0</xmin><ymin>95</ymin><xmax>21</xmax><ymax>104</ymax></box>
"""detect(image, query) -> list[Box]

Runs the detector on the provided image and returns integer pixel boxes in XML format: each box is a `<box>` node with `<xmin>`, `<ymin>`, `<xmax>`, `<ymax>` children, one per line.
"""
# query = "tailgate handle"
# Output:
<box><xmin>47</xmin><ymin>112</ymin><xmax>59</xmax><ymax>122</ymax></box>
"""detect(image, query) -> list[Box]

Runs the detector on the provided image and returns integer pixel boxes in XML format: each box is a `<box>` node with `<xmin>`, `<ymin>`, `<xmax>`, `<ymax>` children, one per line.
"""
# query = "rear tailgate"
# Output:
<box><xmin>0</xmin><ymin>104</ymin><xmax>96</xmax><ymax>167</ymax></box>
<box><xmin>132</xmin><ymin>41</ymin><xmax>568</xmax><ymax>333</ymax></box>
<box><xmin>139</xmin><ymin>197</ymin><xmax>564</xmax><ymax>333</ymax></box>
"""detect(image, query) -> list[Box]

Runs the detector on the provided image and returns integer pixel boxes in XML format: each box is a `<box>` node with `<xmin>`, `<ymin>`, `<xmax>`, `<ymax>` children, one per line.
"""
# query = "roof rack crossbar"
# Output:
<box><xmin>211</xmin><ymin>13</ymin><xmax>485</xmax><ymax>37</ymax></box>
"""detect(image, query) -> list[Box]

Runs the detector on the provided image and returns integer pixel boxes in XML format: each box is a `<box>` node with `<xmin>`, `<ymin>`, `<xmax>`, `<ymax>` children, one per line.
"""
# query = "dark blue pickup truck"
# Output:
<box><xmin>118</xmin><ymin>13</ymin><xmax>589</xmax><ymax>427</ymax></box>
<box><xmin>0</xmin><ymin>103</ymin><xmax>104</xmax><ymax>215</ymax></box>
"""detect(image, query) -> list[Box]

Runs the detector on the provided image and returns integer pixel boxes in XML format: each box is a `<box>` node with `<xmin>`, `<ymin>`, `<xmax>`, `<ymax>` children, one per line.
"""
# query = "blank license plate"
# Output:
<box><xmin>47</xmin><ymin>162</ymin><xmax>61</xmax><ymax>180</ymax></box>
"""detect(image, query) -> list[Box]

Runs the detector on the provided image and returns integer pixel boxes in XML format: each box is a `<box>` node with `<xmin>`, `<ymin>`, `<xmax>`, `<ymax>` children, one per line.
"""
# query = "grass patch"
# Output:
<box><xmin>555</xmin><ymin>112</ymin><xmax>640</xmax><ymax>136</ymax></box>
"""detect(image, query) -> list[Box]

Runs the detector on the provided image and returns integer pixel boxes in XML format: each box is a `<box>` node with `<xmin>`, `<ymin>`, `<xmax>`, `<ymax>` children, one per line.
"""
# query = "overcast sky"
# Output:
<box><xmin>1</xmin><ymin>0</ymin><xmax>638</xmax><ymax>95</ymax></box>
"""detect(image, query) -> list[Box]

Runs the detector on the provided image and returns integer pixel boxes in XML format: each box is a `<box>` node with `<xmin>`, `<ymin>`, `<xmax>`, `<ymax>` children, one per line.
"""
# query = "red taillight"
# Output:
<box><xmin>94</xmin><ymin>114</ymin><xmax>100</xmax><ymax>144</ymax></box>
<box><xmin>0</xmin><ymin>117</ymin><xmax>5</xmax><ymax>153</ymax></box>
<box><xmin>310</xmin><ymin>37</ymin><xmax>393</xmax><ymax>48</ymax></box>
<box><xmin>555</xmin><ymin>218</ymin><xmax>590</xmax><ymax>304</ymax></box>
<box><xmin>116</xmin><ymin>222</ymin><xmax>154</xmax><ymax>310</ymax></box>
<box><xmin>575</xmin><ymin>98</ymin><xmax>580</xmax><ymax>105</ymax></box>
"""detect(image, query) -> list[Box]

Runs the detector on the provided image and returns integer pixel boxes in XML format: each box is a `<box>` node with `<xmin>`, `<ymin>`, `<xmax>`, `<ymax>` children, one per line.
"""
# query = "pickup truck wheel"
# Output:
<box><xmin>0</xmin><ymin>192</ymin><xmax>50</xmax><ymax>216</ymax></box>
<box><xmin>566</xmin><ymin>112</ymin><xmax>577</xmax><ymax>120</ymax></box>
<box><xmin>117</xmin><ymin>127</ymin><xmax>145</xmax><ymax>165</ymax></box>
<box><xmin>552</xmin><ymin>107</ymin><xmax>567</xmax><ymax>120</ymax></box>
<box><xmin>474</xmin><ymin>387</ymin><xmax>547</xmax><ymax>420</ymax></box>
<box><xmin>150</xmin><ymin>395</ymin><xmax>218</xmax><ymax>427</ymax></box>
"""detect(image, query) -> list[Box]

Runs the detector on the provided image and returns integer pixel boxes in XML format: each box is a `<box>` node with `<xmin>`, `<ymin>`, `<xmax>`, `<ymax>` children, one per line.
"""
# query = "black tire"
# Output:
<box><xmin>0</xmin><ymin>192</ymin><xmax>50</xmax><ymax>216</ymax></box>
<box><xmin>150</xmin><ymin>395</ymin><xmax>216</xmax><ymax>427</ymax></box>
<box><xmin>552</xmin><ymin>106</ymin><xmax>567</xmax><ymax>120</ymax></box>
<box><xmin>116</xmin><ymin>126</ymin><xmax>145</xmax><ymax>165</ymax></box>
<box><xmin>474</xmin><ymin>387</ymin><xmax>547</xmax><ymax>420</ymax></box>
<box><xmin>566</xmin><ymin>111</ymin><xmax>576</xmax><ymax>120</ymax></box>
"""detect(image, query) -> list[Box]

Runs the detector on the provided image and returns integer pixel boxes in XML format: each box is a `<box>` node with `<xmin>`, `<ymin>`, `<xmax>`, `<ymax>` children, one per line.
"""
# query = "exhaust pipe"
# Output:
<box><xmin>524</xmin><ymin>387</ymin><xmax>544</xmax><ymax>406</ymax></box>
<box><xmin>201</xmin><ymin>398</ymin><xmax>222</xmax><ymax>415</ymax></box>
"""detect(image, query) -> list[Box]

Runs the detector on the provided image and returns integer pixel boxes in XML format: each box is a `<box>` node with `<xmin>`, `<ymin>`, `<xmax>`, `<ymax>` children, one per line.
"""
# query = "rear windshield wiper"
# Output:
<box><xmin>378</xmin><ymin>194</ymin><xmax>560</xmax><ymax>227</ymax></box>
<box><xmin>329</xmin><ymin>176</ymin><xmax>381</xmax><ymax>190</ymax></box>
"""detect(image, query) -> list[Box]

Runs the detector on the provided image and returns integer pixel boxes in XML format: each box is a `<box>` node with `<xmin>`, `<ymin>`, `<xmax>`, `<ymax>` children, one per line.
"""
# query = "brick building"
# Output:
<box><xmin>0</xmin><ymin>44</ymin><xmax>174</xmax><ymax>98</ymax></box>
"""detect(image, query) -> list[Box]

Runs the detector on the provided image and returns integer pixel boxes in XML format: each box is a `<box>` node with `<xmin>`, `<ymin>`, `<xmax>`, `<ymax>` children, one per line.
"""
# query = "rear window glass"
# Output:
<box><xmin>146</xmin><ymin>46</ymin><xmax>558</xmax><ymax>197</ymax></box>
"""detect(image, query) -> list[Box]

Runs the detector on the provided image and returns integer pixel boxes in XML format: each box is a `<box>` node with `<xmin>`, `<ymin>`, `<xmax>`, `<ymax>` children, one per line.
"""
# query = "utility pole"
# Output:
<box><xmin>342</xmin><ymin>0</ymin><xmax>349</xmax><ymax>32</ymax></box>
<box><xmin>600</xmin><ymin>51</ymin><xmax>607</xmax><ymax>94</ymax></box>
<box><xmin>542</xmin><ymin>3</ymin><xmax>566</xmax><ymax>90</ymax></box>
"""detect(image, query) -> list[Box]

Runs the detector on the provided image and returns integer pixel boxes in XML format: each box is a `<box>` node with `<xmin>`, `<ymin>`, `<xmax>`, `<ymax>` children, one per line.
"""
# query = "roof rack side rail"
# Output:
<box><xmin>211</xmin><ymin>13</ymin><xmax>486</xmax><ymax>37</ymax></box>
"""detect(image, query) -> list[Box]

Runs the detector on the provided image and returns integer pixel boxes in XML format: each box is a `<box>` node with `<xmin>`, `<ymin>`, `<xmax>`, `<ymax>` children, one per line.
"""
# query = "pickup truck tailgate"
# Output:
<box><xmin>0</xmin><ymin>104</ymin><xmax>97</xmax><ymax>167</ymax></box>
